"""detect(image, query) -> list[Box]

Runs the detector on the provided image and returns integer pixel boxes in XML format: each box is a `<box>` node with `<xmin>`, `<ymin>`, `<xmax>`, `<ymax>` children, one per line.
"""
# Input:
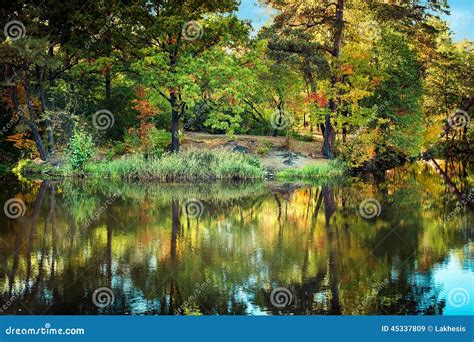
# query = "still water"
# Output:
<box><xmin>0</xmin><ymin>161</ymin><xmax>472</xmax><ymax>315</ymax></box>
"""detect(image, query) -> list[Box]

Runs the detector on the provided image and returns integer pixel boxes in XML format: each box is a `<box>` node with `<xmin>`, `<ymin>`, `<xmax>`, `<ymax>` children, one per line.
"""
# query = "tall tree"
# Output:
<box><xmin>264</xmin><ymin>0</ymin><xmax>449</xmax><ymax>158</ymax></box>
<box><xmin>130</xmin><ymin>0</ymin><xmax>248</xmax><ymax>152</ymax></box>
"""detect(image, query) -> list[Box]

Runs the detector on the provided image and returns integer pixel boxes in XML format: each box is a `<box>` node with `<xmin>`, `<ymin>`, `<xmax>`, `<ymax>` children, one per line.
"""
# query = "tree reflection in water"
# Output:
<box><xmin>0</xmin><ymin>161</ymin><xmax>472</xmax><ymax>315</ymax></box>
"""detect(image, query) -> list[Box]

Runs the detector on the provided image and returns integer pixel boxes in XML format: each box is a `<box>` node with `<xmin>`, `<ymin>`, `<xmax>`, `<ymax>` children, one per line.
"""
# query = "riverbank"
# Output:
<box><xmin>11</xmin><ymin>133</ymin><xmax>348</xmax><ymax>182</ymax></box>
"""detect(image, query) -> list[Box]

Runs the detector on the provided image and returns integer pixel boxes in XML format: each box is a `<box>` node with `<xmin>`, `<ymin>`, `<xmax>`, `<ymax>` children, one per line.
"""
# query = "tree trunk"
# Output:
<box><xmin>322</xmin><ymin>0</ymin><xmax>344</xmax><ymax>159</ymax></box>
<box><xmin>105</xmin><ymin>68</ymin><xmax>111</xmax><ymax>100</ymax></box>
<box><xmin>170</xmin><ymin>90</ymin><xmax>180</xmax><ymax>153</ymax></box>
<box><xmin>272</xmin><ymin>101</ymin><xmax>283</xmax><ymax>137</ymax></box>
<box><xmin>36</xmin><ymin>68</ymin><xmax>55</xmax><ymax>156</ymax></box>
<box><xmin>169</xmin><ymin>48</ymin><xmax>180</xmax><ymax>153</ymax></box>
<box><xmin>322</xmin><ymin>108</ymin><xmax>336</xmax><ymax>158</ymax></box>
<box><xmin>13</xmin><ymin>83</ymin><xmax>47</xmax><ymax>160</ymax></box>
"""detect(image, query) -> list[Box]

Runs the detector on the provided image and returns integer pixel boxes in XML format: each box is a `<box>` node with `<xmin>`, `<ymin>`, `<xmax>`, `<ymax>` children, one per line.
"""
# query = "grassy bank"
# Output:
<box><xmin>15</xmin><ymin>150</ymin><xmax>266</xmax><ymax>181</ymax></box>
<box><xmin>276</xmin><ymin>160</ymin><xmax>346</xmax><ymax>181</ymax></box>
<box><xmin>13</xmin><ymin>149</ymin><xmax>350</xmax><ymax>182</ymax></box>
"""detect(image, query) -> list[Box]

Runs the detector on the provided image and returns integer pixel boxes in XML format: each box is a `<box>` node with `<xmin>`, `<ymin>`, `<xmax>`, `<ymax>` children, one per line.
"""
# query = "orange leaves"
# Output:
<box><xmin>305</xmin><ymin>92</ymin><xmax>328</xmax><ymax>108</ymax></box>
<box><xmin>132</xmin><ymin>87</ymin><xmax>159</xmax><ymax>140</ymax></box>
<box><xmin>371</xmin><ymin>76</ymin><xmax>382</xmax><ymax>87</ymax></box>
<box><xmin>340</xmin><ymin>63</ymin><xmax>354</xmax><ymax>75</ymax></box>
<box><xmin>5</xmin><ymin>133</ymin><xmax>36</xmax><ymax>152</ymax></box>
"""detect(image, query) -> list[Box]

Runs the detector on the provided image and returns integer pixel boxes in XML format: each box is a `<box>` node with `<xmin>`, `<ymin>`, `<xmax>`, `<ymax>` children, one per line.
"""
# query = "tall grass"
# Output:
<box><xmin>276</xmin><ymin>160</ymin><xmax>346</xmax><ymax>181</ymax></box>
<box><xmin>85</xmin><ymin>149</ymin><xmax>265</xmax><ymax>181</ymax></box>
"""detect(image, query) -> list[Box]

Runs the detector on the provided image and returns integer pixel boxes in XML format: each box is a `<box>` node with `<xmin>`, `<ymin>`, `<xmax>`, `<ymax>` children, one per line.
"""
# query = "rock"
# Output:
<box><xmin>31</xmin><ymin>158</ymin><xmax>46</xmax><ymax>165</ymax></box>
<box><xmin>232</xmin><ymin>145</ymin><xmax>250</xmax><ymax>154</ymax></box>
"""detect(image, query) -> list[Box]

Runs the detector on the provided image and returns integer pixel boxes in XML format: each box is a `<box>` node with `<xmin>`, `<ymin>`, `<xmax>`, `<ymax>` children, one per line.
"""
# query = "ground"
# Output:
<box><xmin>23</xmin><ymin>132</ymin><xmax>329</xmax><ymax>176</ymax></box>
<box><xmin>182</xmin><ymin>132</ymin><xmax>327</xmax><ymax>173</ymax></box>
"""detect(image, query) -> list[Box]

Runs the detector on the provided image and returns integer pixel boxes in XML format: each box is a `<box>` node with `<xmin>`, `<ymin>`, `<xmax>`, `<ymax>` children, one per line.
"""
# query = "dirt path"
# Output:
<box><xmin>182</xmin><ymin>132</ymin><xmax>327</xmax><ymax>172</ymax></box>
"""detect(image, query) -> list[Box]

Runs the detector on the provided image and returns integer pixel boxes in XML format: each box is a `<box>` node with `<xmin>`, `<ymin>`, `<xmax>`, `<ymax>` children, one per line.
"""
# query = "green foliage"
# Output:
<box><xmin>66</xmin><ymin>130</ymin><xmax>95</xmax><ymax>170</ymax></box>
<box><xmin>145</xmin><ymin>128</ymin><xmax>171</xmax><ymax>157</ymax></box>
<box><xmin>106</xmin><ymin>142</ymin><xmax>126</xmax><ymax>161</ymax></box>
<box><xmin>124</xmin><ymin>130</ymin><xmax>140</xmax><ymax>152</ymax></box>
<box><xmin>2</xmin><ymin>0</ymin><xmax>471</xmax><ymax>174</ymax></box>
<box><xmin>338</xmin><ymin>128</ymin><xmax>380</xmax><ymax>168</ymax></box>
<box><xmin>276</xmin><ymin>160</ymin><xmax>346</xmax><ymax>181</ymax></box>
<box><xmin>291</xmin><ymin>132</ymin><xmax>314</xmax><ymax>142</ymax></box>
<box><xmin>368</xmin><ymin>30</ymin><xmax>425</xmax><ymax>157</ymax></box>
<box><xmin>255</xmin><ymin>139</ymin><xmax>274</xmax><ymax>155</ymax></box>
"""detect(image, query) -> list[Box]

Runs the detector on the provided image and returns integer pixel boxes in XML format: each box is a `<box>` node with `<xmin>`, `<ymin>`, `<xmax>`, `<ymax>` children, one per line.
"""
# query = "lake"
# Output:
<box><xmin>0</xmin><ymin>161</ymin><xmax>472</xmax><ymax>315</ymax></box>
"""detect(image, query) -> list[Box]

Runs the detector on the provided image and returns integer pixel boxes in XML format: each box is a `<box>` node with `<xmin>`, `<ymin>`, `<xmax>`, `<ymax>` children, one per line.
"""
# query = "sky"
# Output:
<box><xmin>237</xmin><ymin>0</ymin><xmax>474</xmax><ymax>41</ymax></box>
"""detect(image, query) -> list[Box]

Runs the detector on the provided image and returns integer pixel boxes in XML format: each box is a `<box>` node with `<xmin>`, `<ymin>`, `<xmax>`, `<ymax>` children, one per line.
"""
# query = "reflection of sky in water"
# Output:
<box><xmin>410</xmin><ymin>243</ymin><xmax>473</xmax><ymax>315</ymax></box>
<box><xmin>433</xmin><ymin>244</ymin><xmax>474</xmax><ymax>315</ymax></box>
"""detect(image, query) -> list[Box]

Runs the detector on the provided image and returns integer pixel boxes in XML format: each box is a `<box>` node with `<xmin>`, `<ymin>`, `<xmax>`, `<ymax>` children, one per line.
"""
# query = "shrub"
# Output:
<box><xmin>145</xmin><ymin>128</ymin><xmax>171</xmax><ymax>157</ymax></box>
<box><xmin>255</xmin><ymin>139</ymin><xmax>273</xmax><ymax>155</ymax></box>
<box><xmin>291</xmin><ymin>132</ymin><xmax>314</xmax><ymax>142</ymax></box>
<box><xmin>276</xmin><ymin>160</ymin><xmax>346</xmax><ymax>181</ymax></box>
<box><xmin>124</xmin><ymin>129</ymin><xmax>140</xmax><ymax>152</ymax></box>
<box><xmin>66</xmin><ymin>129</ymin><xmax>95</xmax><ymax>170</ymax></box>
<box><xmin>106</xmin><ymin>142</ymin><xmax>126</xmax><ymax>161</ymax></box>
<box><xmin>337</xmin><ymin>129</ymin><xmax>378</xmax><ymax>168</ymax></box>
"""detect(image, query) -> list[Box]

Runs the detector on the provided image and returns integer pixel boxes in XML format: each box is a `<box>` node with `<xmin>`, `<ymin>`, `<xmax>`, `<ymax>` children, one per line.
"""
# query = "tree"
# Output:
<box><xmin>130</xmin><ymin>1</ymin><xmax>248</xmax><ymax>152</ymax></box>
<box><xmin>264</xmin><ymin>0</ymin><xmax>449</xmax><ymax>158</ymax></box>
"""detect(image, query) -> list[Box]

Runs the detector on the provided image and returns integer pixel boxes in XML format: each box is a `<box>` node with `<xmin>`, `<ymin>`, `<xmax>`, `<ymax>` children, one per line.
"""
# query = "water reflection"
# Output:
<box><xmin>0</xmin><ymin>162</ymin><xmax>472</xmax><ymax>315</ymax></box>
